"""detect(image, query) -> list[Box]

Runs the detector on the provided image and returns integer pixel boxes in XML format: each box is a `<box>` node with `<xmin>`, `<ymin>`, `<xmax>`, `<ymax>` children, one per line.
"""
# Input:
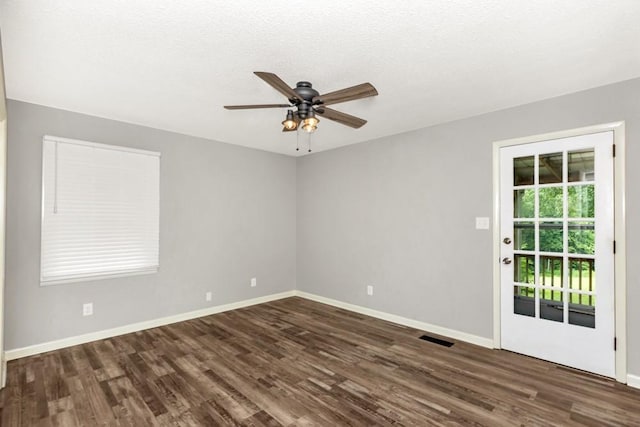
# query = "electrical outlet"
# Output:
<box><xmin>83</xmin><ymin>302</ymin><xmax>93</xmax><ymax>316</ymax></box>
<box><xmin>205</xmin><ymin>292</ymin><xmax>212</xmax><ymax>302</ymax></box>
<box><xmin>367</xmin><ymin>285</ymin><xmax>374</xmax><ymax>296</ymax></box>
<box><xmin>251</xmin><ymin>277</ymin><xmax>257</xmax><ymax>287</ymax></box>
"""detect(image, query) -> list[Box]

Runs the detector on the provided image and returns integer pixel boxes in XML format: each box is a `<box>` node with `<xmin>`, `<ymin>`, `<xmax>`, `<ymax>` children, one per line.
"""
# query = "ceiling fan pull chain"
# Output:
<box><xmin>296</xmin><ymin>129</ymin><xmax>300</xmax><ymax>152</ymax></box>
<box><xmin>307</xmin><ymin>132</ymin><xmax>312</xmax><ymax>153</ymax></box>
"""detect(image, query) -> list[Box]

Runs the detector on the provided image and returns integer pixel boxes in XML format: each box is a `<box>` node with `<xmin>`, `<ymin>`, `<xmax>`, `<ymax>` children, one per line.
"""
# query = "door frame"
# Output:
<box><xmin>0</xmin><ymin>117</ymin><xmax>5</xmax><ymax>388</ymax></box>
<box><xmin>0</xmin><ymin>48</ymin><xmax>6</xmax><ymax>388</ymax></box>
<box><xmin>492</xmin><ymin>122</ymin><xmax>627</xmax><ymax>382</ymax></box>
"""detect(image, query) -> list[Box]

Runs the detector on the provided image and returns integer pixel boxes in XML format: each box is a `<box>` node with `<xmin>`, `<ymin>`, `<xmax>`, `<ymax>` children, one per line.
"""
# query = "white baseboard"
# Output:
<box><xmin>4</xmin><ymin>290</ymin><xmax>296</xmax><ymax>361</ymax></box>
<box><xmin>293</xmin><ymin>291</ymin><xmax>494</xmax><ymax>349</ymax></box>
<box><xmin>4</xmin><ymin>289</ymin><xmax>495</xmax><ymax>361</ymax></box>
<box><xmin>6</xmin><ymin>288</ymin><xmax>631</xmax><ymax>387</ymax></box>
<box><xmin>627</xmin><ymin>374</ymin><xmax>640</xmax><ymax>389</ymax></box>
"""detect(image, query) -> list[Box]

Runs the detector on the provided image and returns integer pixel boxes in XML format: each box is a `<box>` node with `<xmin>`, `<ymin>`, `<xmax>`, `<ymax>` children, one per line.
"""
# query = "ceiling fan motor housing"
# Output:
<box><xmin>291</xmin><ymin>81</ymin><xmax>320</xmax><ymax>106</ymax></box>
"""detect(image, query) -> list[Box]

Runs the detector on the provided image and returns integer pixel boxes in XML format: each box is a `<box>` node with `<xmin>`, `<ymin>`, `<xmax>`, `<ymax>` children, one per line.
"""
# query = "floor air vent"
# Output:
<box><xmin>419</xmin><ymin>335</ymin><xmax>454</xmax><ymax>347</ymax></box>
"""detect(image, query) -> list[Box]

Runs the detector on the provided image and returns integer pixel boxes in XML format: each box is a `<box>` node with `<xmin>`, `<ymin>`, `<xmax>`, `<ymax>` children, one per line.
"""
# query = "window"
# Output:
<box><xmin>41</xmin><ymin>136</ymin><xmax>160</xmax><ymax>285</ymax></box>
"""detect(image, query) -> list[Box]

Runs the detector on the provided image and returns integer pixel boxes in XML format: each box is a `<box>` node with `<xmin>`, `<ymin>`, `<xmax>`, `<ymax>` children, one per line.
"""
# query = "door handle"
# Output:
<box><xmin>502</xmin><ymin>257</ymin><xmax>512</xmax><ymax>265</ymax></box>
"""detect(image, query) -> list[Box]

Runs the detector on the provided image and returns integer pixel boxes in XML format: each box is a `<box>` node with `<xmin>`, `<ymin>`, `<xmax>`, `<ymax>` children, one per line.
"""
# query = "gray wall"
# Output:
<box><xmin>5</xmin><ymin>100</ymin><xmax>297</xmax><ymax>350</ymax></box>
<box><xmin>296</xmin><ymin>78</ymin><xmax>640</xmax><ymax>375</ymax></box>
<box><xmin>6</xmin><ymin>78</ymin><xmax>640</xmax><ymax>377</ymax></box>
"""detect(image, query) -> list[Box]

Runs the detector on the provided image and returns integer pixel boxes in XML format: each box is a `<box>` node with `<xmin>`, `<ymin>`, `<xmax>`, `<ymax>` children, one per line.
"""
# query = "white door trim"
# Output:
<box><xmin>492</xmin><ymin>122</ymin><xmax>627</xmax><ymax>383</ymax></box>
<box><xmin>0</xmin><ymin>47</ymin><xmax>7</xmax><ymax>387</ymax></box>
<box><xmin>0</xmin><ymin>118</ymin><xmax>5</xmax><ymax>388</ymax></box>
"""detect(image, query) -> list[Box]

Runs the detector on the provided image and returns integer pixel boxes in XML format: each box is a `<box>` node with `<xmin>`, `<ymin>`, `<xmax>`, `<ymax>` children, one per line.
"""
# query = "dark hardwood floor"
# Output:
<box><xmin>1</xmin><ymin>297</ymin><xmax>639</xmax><ymax>426</ymax></box>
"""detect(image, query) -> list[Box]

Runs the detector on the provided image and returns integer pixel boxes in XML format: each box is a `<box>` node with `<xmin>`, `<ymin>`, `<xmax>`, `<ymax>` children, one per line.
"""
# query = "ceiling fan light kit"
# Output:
<box><xmin>301</xmin><ymin>110</ymin><xmax>319</xmax><ymax>133</ymax></box>
<box><xmin>282</xmin><ymin>110</ymin><xmax>297</xmax><ymax>131</ymax></box>
<box><xmin>224</xmin><ymin>72</ymin><xmax>378</xmax><ymax>151</ymax></box>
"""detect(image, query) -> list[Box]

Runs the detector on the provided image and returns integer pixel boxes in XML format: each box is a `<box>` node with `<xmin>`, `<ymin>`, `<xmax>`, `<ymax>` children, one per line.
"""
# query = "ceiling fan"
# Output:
<box><xmin>224</xmin><ymin>72</ymin><xmax>378</xmax><ymax>133</ymax></box>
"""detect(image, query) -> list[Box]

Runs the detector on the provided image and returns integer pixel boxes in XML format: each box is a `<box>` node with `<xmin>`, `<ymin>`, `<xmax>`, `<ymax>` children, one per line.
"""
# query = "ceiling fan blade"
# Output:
<box><xmin>315</xmin><ymin>106</ymin><xmax>367</xmax><ymax>129</ymax></box>
<box><xmin>224</xmin><ymin>104</ymin><xmax>291</xmax><ymax>110</ymax></box>
<box><xmin>254</xmin><ymin>72</ymin><xmax>303</xmax><ymax>102</ymax></box>
<box><xmin>313</xmin><ymin>82</ymin><xmax>378</xmax><ymax>106</ymax></box>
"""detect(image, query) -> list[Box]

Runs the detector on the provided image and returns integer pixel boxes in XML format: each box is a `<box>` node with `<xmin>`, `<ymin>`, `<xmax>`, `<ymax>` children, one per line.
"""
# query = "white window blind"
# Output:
<box><xmin>41</xmin><ymin>136</ymin><xmax>160</xmax><ymax>285</ymax></box>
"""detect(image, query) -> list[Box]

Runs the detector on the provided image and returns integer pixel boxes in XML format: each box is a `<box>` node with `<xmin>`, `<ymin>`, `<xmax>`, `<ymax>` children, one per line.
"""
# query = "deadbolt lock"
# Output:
<box><xmin>503</xmin><ymin>237</ymin><xmax>512</xmax><ymax>245</ymax></box>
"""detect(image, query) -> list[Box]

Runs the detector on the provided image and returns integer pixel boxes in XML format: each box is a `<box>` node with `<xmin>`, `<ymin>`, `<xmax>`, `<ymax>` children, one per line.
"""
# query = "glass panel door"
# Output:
<box><xmin>500</xmin><ymin>131</ymin><xmax>615</xmax><ymax>377</ymax></box>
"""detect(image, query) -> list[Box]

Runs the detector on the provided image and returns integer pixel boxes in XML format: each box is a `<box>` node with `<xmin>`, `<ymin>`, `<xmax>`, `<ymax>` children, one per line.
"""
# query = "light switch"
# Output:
<box><xmin>475</xmin><ymin>217</ymin><xmax>490</xmax><ymax>230</ymax></box>
<box><xmin>83</xmin><ymin>302</ymin><xmax>93</xmax><ymax>316</ymax></box>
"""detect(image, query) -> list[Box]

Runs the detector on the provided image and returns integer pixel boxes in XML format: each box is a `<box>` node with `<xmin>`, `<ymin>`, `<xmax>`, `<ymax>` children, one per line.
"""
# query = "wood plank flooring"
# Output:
<box><xmin>1</xmin><ymin>297</ymin><xmax>639</xmax><ymax>426</ymax></box>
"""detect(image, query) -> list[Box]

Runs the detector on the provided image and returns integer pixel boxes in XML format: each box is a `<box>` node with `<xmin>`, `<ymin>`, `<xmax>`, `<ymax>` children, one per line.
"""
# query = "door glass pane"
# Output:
<box><xmin>568</xmin><ymin>149</ymin><xmax>594</xmax><ymax>182</ymax></box>
<box><xmin>514</xmin><ymin>286</ymin><xmax>535</xmax><ymax>317</ymax></box>
<box><xmin>514</xmin><ymin>156</ymin><xmax>534</xmax><ymax>186</ymax></box>
<box><xmin>569</xmin><ymin>258</ymin><xmax>595</xmax><ymax>293</ymax></box>
<box><xmin>514</xmin><ymin>254</ymin><xmax>535</xmax><ymax>284</ymax></box>
<box><xmin>568</xmin><ymin>221</ymin><xmax>595</xmax><ymax>255</ymax></box>
<box><xmin>540</xmin><ymin>289</ymin><xmax>563</xmax><ymax>322</ymax></box>
<box><xmin>568</xmin><ymin>185</ymin><xmax>594</xmax><ymax>218</ymax></box>
<box><xmin>514</xmin><ymin>189</ymin><xmax>534</xmax><ymax>218</ymax></box>
<box><xmin>539</xmin><ymin>222</ymin><xmax>563</xmax><ymax>252</ymax></box>
<box><xmin>514</xmin><ymin>222</ymin><xmax>534</xmax><ymax>251</ymax></box>
<box><xmin>539</xmin><ymin>152</ymin><xmax>563</xmax><ymax>184</ymax></box>
<box><xmin>539</xmin><ymin>256</ymin><xmax>563</xmax><ymax>288</ymax></box>
<box><xmin>569</xmin><ymin>293</ymin><xmax>595</xmax><ymax>328</ymax></box>
<box><xmin>539</xmin><ymin>187</ymin><xmax>563</xmax><ymax>218</ymax></box>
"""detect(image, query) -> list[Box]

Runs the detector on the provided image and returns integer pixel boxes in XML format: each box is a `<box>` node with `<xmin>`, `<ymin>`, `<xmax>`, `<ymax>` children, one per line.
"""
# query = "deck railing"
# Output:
<box><xmin>515</xmin><ymin>255</ymin><xmax>595</xmax><ymax>307</ymax></box>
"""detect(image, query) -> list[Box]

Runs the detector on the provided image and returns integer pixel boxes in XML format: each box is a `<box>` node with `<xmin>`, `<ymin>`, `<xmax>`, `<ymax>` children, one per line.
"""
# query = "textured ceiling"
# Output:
<box><xmin>1</xmin><ymin>1</ymin><xmax>639</xmax><ymax>156</ymax></box>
